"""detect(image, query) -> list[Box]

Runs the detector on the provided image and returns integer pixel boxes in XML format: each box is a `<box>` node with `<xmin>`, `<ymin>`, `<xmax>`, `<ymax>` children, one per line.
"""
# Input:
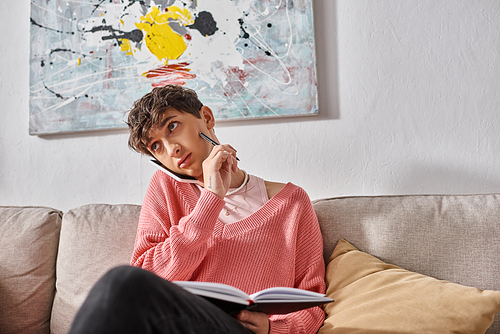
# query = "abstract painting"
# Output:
<box><xmin>29</xmin><ymin>0</ymin><xmax>318</xmax><ymax>135</ymax></box>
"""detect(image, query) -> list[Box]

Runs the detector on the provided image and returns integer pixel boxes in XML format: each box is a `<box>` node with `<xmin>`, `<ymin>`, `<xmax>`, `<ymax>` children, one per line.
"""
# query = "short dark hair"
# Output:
<box><xmin>127</xmin><ymin>85</ymin><xmax>203</xmax><ymax>156</ymax></box>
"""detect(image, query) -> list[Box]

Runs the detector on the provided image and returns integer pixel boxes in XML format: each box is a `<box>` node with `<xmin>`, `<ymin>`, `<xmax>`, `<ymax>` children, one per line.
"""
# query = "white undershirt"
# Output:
<box><xmin>194</xmin><ymin>174</ymin><xmax>269</xmax><ymax>224</ymax></box>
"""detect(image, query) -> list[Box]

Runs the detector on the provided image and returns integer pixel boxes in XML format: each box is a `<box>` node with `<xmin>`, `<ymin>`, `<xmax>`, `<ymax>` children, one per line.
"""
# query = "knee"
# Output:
<box><xmin>71</xmin><ymin>266</ymin><xmax>160</xmax><ymax>333</ymax></box>
<box><xmin>101</xmin><ymin>265</ymin><xmax>154</xmax><ymax>289</ymax></box>
<box><xmin>102</xmin><ymin>265</ymin><xmax>145</xmax><ymax>284</ymax></box>
<box><xmin>102</xmin><ymin>266</ymin><xmax>177</xmax><ymax>300</ymax></box>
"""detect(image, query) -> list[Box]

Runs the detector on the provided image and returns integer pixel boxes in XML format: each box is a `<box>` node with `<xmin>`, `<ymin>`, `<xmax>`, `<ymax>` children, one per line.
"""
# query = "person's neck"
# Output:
<box><xmin>229</xmin><ymin>169</ymin><xmax>246</xmax><ymax>188</ymax></box>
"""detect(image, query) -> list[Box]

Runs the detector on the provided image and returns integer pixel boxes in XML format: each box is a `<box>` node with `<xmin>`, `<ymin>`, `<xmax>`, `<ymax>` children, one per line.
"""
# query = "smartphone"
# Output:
<box><xmin>149</xmin><ymin>159</ymin><xmax>200</xmax><ymax>183</ymax></box>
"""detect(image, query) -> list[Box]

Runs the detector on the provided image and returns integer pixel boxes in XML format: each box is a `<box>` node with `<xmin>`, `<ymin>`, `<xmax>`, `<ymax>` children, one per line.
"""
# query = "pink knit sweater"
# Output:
<box><xmin>131</xmin><ymin>171</ymin><xmax>326</xmax><ymax>333</ymax></box>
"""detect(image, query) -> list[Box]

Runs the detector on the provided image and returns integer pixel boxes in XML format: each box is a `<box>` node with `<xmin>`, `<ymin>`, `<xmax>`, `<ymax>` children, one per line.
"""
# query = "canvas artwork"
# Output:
<box><xmin>29</xmin><ymin>0</ymin><xmax>318</xmax><ymax>135</ymax></box>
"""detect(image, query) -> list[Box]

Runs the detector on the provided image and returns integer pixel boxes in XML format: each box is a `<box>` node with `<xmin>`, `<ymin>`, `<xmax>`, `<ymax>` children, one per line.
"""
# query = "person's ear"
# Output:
<box><xmin>200</xmin><ymin>106</ymin><xmax>215</xmax><ymax>130</ymax></box>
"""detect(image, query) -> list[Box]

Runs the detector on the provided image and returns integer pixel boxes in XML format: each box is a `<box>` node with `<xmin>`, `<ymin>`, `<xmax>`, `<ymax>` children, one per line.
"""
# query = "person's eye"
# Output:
<box><xmin>168</xmin><ymin>121</ymin><xmax>179</xmax><ymax>132</ymax></box>
<box><xmin>151</xmin><ymin>142</ymin><xmax>161</xmax><ymax>153</ymax></box>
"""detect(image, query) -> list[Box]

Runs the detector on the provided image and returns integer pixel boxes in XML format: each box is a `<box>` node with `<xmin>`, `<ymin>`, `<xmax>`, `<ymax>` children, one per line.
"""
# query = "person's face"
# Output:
<box><xmin>147</xmin><ymin>106</ymin><xmax>215</xmax><ymax>182</ymax></box>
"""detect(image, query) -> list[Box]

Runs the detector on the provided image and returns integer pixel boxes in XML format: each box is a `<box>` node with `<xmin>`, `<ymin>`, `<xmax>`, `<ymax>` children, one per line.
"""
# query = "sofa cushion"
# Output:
<box><xmin>319</xmin><ymin>239</ymin><xmax>500</xmax><ymax>333</ymax></box>
<box><xmin>0</xmin><ymin>206</ymin><xmax>62</xmax><ymax>334</ymax></box>
<box><xmin>50</xmin><ymin>204</ymin><xmax>141</xmax><ymax>334</ymax></box>
<box><xmin>313</xmin><ymin>193</ymin><xmax>500</xmax><ymax>332</ymax></box>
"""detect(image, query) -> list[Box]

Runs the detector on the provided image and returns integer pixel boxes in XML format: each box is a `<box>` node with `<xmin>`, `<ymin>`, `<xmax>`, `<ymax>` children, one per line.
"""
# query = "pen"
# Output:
<box><xmin>199</xmin><ymin>132</ymin><xmax>240</xmax><ymax>161</ymax></box>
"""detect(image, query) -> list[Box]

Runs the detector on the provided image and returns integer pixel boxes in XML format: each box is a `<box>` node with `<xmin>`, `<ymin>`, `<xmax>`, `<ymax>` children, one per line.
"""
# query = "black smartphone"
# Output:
<box><xmin>150</xmin><ymin>159</ymin><xmax>199</xmax><ymax>183</ymax></box>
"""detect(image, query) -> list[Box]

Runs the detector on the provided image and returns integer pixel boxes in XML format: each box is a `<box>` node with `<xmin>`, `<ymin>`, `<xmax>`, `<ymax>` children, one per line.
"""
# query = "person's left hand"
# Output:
<box><xmin>235</xmin><ymin>310</ymin><xmax>269</xmax><ymax>334</ymax></box>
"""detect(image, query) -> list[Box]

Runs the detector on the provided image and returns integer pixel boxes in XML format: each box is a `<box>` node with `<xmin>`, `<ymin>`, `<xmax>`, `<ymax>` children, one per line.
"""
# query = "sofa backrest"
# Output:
<box><xmin>50</xmin><ymin>204</ymin><xmax>141</xmax><ymax>334</ymax></box>
<box><xmin>313</xmin><ymin>193</ymin><xmax>500</xmax><ymax>333</ymax></box>
<box><xmin>0</xmin><ymin>206</ymin><xmax>62</xmax><ymax>334</ymax></box>
<box><xmin>2</xmin><ymin>194</ymin><xmax>499</xmax><ymax>334</ymax></box>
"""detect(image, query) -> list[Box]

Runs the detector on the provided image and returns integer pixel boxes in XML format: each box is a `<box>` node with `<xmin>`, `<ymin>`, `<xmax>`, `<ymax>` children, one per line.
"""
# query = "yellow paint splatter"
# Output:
<box><xmin>120</xmin><ymin>38</ymin><xmax>134</xmax><ymax>56</ymax></box>
<box><xmin>77</xmin><ymin>58</ymin><xmax>81</xmax><ymax>66</ymax></box>
<box><xmin>135</xmin><ymin>6</ymin><xmax>193</xmax><ymax>63</ymax></box>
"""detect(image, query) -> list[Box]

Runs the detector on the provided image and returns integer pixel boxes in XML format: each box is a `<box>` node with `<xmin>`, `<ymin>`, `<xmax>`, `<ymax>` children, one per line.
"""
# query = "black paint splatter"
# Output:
<box><xmin>90</xmin><ymin>0</ymin><xmax>107</xmax><ymax>17</ymax></box>
<box><xmin>43</xmin><ymin>82</ymin><xmax>90</xmax><ymax>100</ymax></box>
<box><xmin>238</xmin><ymin>18</ymin><xmax>273</xmax><ymax>56</ymax></box>
<box><xmin>85</xmin><ymin>25</ymin><xmax>143</xmax><ymax>45</ymax></box>
<box><xmin>49</xmin><ymin>48</ymin><xmax>75</xmax><ymax>55</ymax></box>
<box><xmin>188</xmin><ymin>11</ymin><xmax>218</xmax><ymax>36</ymax></box>
<box><xmin>43</xmin><ymin>83</ymin><xmax>66</xmax><ymax>100</ymax></box>
<box><xmin>48</xmin><ymin>48</ymin><xmax>95</xmax><ymax>59</ymax></box>
<box><xmin>238</xmin><ymin>18</ymin><xmax>250</xmax><ymax>39</ymax></box>
<box><xmin>30</xmin><ymin>18</ymin><xmax>75</xmax><ymax>35</ymax></box>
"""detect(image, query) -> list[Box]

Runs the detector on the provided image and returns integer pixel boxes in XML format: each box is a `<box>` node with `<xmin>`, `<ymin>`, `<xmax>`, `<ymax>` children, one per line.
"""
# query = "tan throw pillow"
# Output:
<box><xmin>319</xmin><ymin>239</ymin><xmax>500</xmax><ymax>334</ymax></box>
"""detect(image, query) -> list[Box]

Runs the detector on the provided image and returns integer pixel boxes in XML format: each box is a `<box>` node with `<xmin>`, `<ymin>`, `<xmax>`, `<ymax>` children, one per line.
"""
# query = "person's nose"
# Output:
<box><xmin>166</xmin><ymin>141</ymin><xmax>181</xmax><ymax>158</ymax></box>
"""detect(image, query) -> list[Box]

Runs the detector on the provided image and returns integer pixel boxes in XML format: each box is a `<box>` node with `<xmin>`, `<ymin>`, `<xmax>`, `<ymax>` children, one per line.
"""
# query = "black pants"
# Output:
<box><xmin>68</xmin><ymin>266</ymin><xmax>253</xmax><ymax>334</ymax></box>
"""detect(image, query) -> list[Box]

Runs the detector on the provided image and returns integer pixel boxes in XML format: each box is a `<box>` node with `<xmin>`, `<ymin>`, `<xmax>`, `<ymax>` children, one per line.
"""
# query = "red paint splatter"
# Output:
<box><xmin>228</xmin><ymin>67</ymin><xmax>248</xmax><ymax>83</ymax></box>
<box><xmin>215</xmin><ymin>66</ymin><xmax>249</xmax><ymax>98</ymax></box>
<box><xmin>143</xmin><ymin>62</ymin><xmax>196</xmax><ymax>87</ymax></box>
<box><xmin>184</xmin><ymin>33</ymin><xmax>192</xmax><ymax>40</ymax></box>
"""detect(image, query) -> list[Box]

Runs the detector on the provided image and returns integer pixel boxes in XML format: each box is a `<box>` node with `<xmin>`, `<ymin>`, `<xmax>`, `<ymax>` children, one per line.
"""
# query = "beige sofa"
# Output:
<box><xmin>1</xmin><ymin>193</ymin><xmax>499</xmax><ymax>334</ymax></box>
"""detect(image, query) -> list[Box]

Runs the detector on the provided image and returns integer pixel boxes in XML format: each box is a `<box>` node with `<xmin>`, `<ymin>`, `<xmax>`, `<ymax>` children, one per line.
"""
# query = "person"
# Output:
<box><xmin>68</xmin><ymin>85</ymin><xmax>326</xmax><ymax>334</ymax></box>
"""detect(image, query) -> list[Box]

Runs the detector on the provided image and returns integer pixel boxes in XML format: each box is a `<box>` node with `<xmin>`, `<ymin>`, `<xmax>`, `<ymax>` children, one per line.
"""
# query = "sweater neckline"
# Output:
<box><xmin>186</xmin><ymin>181</ymin><xmax>296</xmax><ymax>239</ymax></box>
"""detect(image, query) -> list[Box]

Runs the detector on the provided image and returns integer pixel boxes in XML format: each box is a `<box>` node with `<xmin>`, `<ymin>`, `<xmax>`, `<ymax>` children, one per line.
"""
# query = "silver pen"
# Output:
<box><xmin>199</xmin><ymin>132</ymin><xmax>240</xmax><ymax>161</ymax></box>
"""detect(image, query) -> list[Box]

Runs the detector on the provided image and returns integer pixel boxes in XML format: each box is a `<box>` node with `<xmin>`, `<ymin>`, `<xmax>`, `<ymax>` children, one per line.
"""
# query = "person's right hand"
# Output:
<box><xmin>202</xmin><ymin>144</ymin><xmax>238</xmax><ymax>199</ymax></box>
<box><xmin>236</xmin><ymin>310</ymin><xmax>270</xmax><ymax>334</ymax></box>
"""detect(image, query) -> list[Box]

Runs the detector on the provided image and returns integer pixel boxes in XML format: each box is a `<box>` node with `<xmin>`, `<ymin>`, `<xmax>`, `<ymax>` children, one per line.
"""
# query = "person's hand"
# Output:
<box><xmin>202</xmin><ymin>144</ymin><xmax>238</xmax><ymax>198</ymax></box>
<box><xmin>235</xmin><ymin>310</ymin><xmax>270</xmax><ymax>334</ymax></box>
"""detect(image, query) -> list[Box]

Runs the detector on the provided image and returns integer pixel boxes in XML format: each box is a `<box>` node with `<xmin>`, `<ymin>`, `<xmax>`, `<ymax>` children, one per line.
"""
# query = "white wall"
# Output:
<box><xmin>2</xmin><ymin>1</ymin><xmax>500</xmax><ymax>212</ymax></box>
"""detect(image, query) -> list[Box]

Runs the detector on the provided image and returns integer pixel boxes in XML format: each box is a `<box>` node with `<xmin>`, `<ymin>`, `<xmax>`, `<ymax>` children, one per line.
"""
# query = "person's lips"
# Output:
<box><xmin>178</xmin><ymin>153</ymin><xmax>192</xmax><ymax>169</ymax></box>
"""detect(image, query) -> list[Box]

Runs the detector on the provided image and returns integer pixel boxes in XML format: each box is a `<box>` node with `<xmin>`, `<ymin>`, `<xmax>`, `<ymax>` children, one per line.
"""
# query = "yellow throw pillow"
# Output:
<box><xmin>319</xmin><ymin>239</ymin><xmax>500</xmax><ymax>334</ymax></box>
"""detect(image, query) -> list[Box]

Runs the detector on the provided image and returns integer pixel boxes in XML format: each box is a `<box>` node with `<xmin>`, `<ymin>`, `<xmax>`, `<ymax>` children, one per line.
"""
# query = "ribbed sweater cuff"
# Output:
<box><xmin>269</xmin><ymin>320</ymin><xmax>289</xmax><ymax>334</ymax></box>
<box><xmin>187</xmin><ymin>189</ymin><xmax>225</xmax><ymax>231</ymax></box>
